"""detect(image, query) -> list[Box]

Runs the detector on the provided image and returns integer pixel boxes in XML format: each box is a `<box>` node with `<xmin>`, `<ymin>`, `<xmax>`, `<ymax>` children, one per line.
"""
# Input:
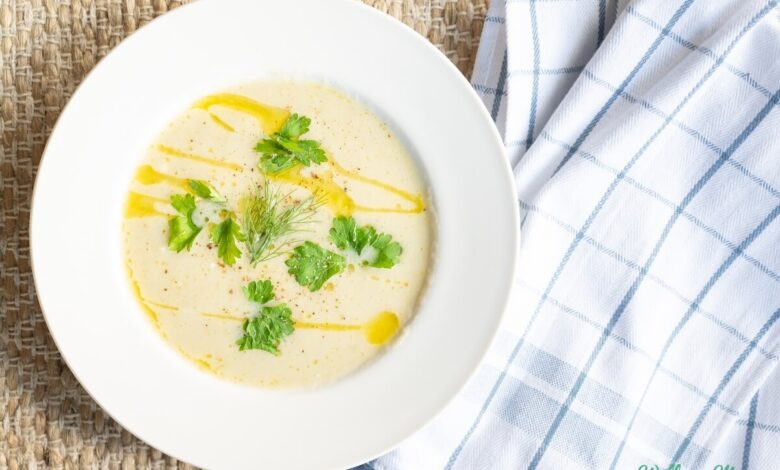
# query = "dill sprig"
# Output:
<box><xmin>241</xmin><ymin>182</ymin><xmax>322</xmax><ymax>265</ymax></box>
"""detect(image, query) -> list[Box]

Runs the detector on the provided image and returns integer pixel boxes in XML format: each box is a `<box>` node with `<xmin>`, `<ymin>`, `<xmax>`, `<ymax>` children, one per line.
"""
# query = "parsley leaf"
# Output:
<box><xmin>330</xmin><ymin>216</ymin><xmax>370</xmax><ymax>254</ymax></box>
<box><xmin>329</xmin><ymin>216</ymin><xmax>403</xmax><ymax>268</ymax></box>
<box><xmin>244</xmin><ymin>279</ymin><xmax>274</xmax><ymax>304</ymax></box>
<box><xmin>188</xmin><ymin>179</ymin><xmax>226</xmax><ymax>204</ymax></box>
<box><xmin>278</xmin><ymin>113</ymin><xmax>310</xmax><ymax>139</ymax></box>
<box><xmin>256</xmin><ymin>139</ymin><xmax>295</xmax><ymax>173</ymax></box>
<box><xmin>236</xmin><ymin>304</ymin><xmax>295</xmax><ymax>355</ymax></box>
<box><xmin>255</xmin><ymin>139</ymin><xmax>287</xmax><ymax>154</ymax></box>
<box><xmin>285</xmin><ymin>241</ymin><xmax>345</xmax><ymax>291</ymax></box>
<box><xmin>168</xmin><ymin>194</ymin><xmax>201</xmax><ymax>252</ymax></box>
<box><xmin>276</xmin><ymin>137</ymin><xmax>326</xmax><ymax>166</ymax></box>
<box><xmin>366</xmin><ymin>232</ymin><xmax>403</xmax><ymax>268</ymax></box>
<box><xmin>209</xmin><ymin>216</ymin><xmax>246</xmax><ymax>266</ymax></box>
<box><xmin>258</xmin><ymin>152</ymin><xmax>297</xmax><ymax>174</ymax></box>
<box><xmin>255</xmin><ymin>113</ymin><xmax>327</xmax><ymax>174</ymax></box>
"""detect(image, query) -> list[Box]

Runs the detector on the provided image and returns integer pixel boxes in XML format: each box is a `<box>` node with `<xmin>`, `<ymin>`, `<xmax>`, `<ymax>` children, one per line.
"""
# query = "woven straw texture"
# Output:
<box><xmin>0</xmin><ymin>0</ymin><xmax>488</xmax><ymax>468</ymax></box>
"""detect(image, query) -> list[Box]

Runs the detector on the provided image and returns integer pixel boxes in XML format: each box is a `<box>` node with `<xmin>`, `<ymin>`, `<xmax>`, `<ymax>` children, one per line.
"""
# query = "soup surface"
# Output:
<box><xmin>123</xmin><ymin>81</ymin><xmax>432</xmax><ymax>387</ymax></box>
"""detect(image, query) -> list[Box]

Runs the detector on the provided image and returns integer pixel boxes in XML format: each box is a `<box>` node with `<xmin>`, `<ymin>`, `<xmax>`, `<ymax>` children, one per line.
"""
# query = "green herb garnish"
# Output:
<box><xmin>209</xmin><ymin>216</ymin><xmax>245</xmax><ymax>266</ymax></box>
<box><xmin>168</xmin><ymin>193</ymin><xmax>201</xmax><ymax>252</ymax></box>
<box><xmin>241</xmin><ymin>183</ymin><xmax>321</xmax><ymax>265</ymax></box>
<box><xmin>255</xmin><ymin>113</ymin><xmax>327</xmax><ymax>174</ymax></box>
<box><xmin>237</xmin><ymin>304</ymin><xmax>295</xmax><ymax>355</ymax></box>
<box><xmin>279</xmin><ymin>113</ymin><xmax>311</xmax><ymax>138</ymax></box>
<box><xmin>188</xmin><ymin>179</ymin><xmax>226</xmax><ymax>204</ymax></box>
<box><xmin>244</xmin><ymin>279</ymin><xmax>274</xmax><ymax>304</ymax></box>
<box><xmin>285</xmin><ymin>241</ymin><xmax>345</xmax><ymax>291</ymax></box>
<box><xmin>236</xmin><ymin>280</ymin><xmax>294</xmax><ymax>355</ymax></box>
<box><xmin>329</xmin><ymin>216</ymin><xmax>402</xmax><ymax>268</ymax></box>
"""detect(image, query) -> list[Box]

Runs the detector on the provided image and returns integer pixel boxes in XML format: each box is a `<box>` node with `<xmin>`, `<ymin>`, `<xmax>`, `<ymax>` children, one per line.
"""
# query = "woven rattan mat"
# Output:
<box><xmin>0</xmin><ymin>0</ymin><xmax>488</xmax><ymax>468</ymax></box>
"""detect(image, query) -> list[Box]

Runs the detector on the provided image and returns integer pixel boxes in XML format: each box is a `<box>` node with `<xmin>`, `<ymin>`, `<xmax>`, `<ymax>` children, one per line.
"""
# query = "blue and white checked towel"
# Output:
<box><xmin>369</xmin><ymin>0</ymin><xmax>780</xmax><ymax>468</ymax></box>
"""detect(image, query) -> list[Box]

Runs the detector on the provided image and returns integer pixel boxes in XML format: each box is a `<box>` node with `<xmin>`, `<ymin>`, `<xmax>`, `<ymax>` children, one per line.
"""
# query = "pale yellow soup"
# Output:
<box><xmin>123</xmin><ymin>81</ymin><xmax>433</xmax><ymax>387</ymax></box>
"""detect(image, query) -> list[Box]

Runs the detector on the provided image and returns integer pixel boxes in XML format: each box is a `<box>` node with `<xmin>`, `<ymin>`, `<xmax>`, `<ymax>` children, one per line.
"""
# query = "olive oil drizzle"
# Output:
<box><xmin>298</xmin><ymin>311</ymin><xmax>400</xmax><ymax>345</ymax></box>
<box><xmin>201</xmin><ymin>311</ymin><xmax>400</xmax><ymax>346</ymax></box>
<box><xmin>328</xmin><ymin>159</ymin><xmax>425</xmax><ymax>214</ymax></box>
<box><xmin>177</xmin><ymin>347</ymin><xmax>220</xmax><ymax>374</ymax></box>
<box><xmin>192</xmin><ymin>93</ymin><xmax>289</xmax><ymax>135</ymax></box>
<box><xmin>266</xmin><ymin>162</ymin><xmax>425</xmax><ymax>216</ymax></box>
<box><xmin>266</xmin><ymin>166</ymin><xmax>356</xmax><ymax>216</ymax></box>
<box><xmin>125</xmin><ymin>192</ymin><xmax>169</xmax><ymax>218</ymax></box>
<box><xmin>208</xmin><ymin>113</ymin><xmax>235</xmax><ymax>132</ymax></box>
<box><xmin>189</xmin><ymin>92</ymin><xmax>425</xmax><ymax>216</ymax></box>
<box><xmin>127</xmin><ymin>94</ymin><xmax>424</xmax><ymax>218</ymax></box>
<box><xmin>292</xmin><ymin>320</ymin><xmax>361</xmax><ymax>332</ymax></box>
<box><xmin>130</xmin><ymin>277</ymin><xmax>159</xmax><ymax>324</ymax></box>
<box><xmin>134</xmin><ymin>164</ymin><xmax>189</xmax><ymax>190</ymax></box>
<box><xmin>156</xmin><ymin>144</ymin><xmax>243</xmax><ymax>172</ymax></box>
<box><xmin>201</xmin><ymin>312</ymin><xmax>243</xmax><ymax>322</ymax></box>
<box><xmin>146</xmin><ymin>300</ymin><xmax>178</xmax><ymax>311</ymax></box>
<box><xmin>125</xmin><ymin>262</ymin><xmax>166</xmax><ymax>329</ymax></box>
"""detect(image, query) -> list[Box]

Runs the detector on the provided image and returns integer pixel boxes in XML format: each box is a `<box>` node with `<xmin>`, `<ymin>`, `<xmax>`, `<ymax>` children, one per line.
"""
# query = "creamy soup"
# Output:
<box><xmin>123</xmin><ymin>81</ymin><xmax>432</xmax><ymax>387</ymax></box>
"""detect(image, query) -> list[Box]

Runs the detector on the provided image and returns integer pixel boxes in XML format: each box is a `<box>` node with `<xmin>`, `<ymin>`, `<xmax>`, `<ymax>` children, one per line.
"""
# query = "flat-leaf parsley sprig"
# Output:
<box><xmin>243</xmin><ymin>279</ymin><xmax>275</xmax><ymax>304</ymax></box>
<box><xmin>188</xmin><ymin>179</ymin><xmax>226</xmax><ymax>204</ymax></box>
<box><xmin>255</xmin><ymin>113</ymin><xmax>327</xmax><ymax>174</ymax></box>
<box><xmin>285</xmin><ymin>241</ymin><xmax>346</xmax><ymax>292</ymax></box>
<box><xmin>329</xmin><ymin>216</ymin><xmax>403</xmax><ymax>268</ymax></box>
<box><xmin>168</xmin><ymin>193</ymin><xmax>201</xmax><ymax>252</ymax></box>
<box><xmin>284</xmin><ymin>217</ymin><xmax>403</xmax><ymax>292</ymax></box>
<box><xmin>167</xmin><ymin>178</ymin><xmax>247</xmax><ymax>266</ymax></box>
<box><xmin>168</xmin><ymin>178</ymin><xmax>227</xmax><ymax>252</ymax></box>
<box><xmin>209</xmin><ymin>215</ymin><xmax>245</xmax><ymax>266</ymax></box>
<box><xmin>236</xmin><ymin>279</ymin><xmax>295</xmax><ymax>355</ymax></box>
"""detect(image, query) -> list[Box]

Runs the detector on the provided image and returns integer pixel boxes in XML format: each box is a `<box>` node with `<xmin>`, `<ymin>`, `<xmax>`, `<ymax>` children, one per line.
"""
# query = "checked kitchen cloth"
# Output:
<box><xmin>370</xmin><ymin>0</ymin><xmax>780</xmax><ymax>469</ymax></box>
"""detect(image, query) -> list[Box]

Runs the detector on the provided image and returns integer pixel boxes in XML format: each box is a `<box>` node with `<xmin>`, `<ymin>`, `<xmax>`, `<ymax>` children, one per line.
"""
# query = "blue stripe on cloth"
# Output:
<box><xmin>551</xmin><ymin>0</ymin><xmax>696</xmax><ymax>176</ymax></box>
<box><xmin>445</xmin><ymin>3</ymin><xmax>698</xmax><ymax>466</ymax></box>
<box><xmin>516</xmin><ymin>277</ymin><xmax>746</xmax><ymax>417</ymax></box>
<box><xmin>472</xmin><ymin>83</ymin><xmax>507</xmax><ymax>96</ymax></box>
<box><xmin>673</xmin><ymin>308</ymin><xmax>780</xmax><ymax>462</ymax></box>
<box><xmin>627</xmin><ymin>5</ymin><xmax>774</xmax><ymax>100</ymax></box>
<box><xmin>505</xmin><ymin>336</ymin><xmax>713</xmax><ymax>461</ymax></box>
<box><xmin>521</xmin><ymin>279</ymin><xmax>780</xmax><ymax>443</ymax></box>
<box><xmin>519</xmin><ymin>200</ymin><xmax>778</xmax><ymax>362</ymax></box>
<box><xmin>491</xmin><ymin>374</ymin><xmax>620</xmax><ymax>468</ymax></box>
<box><xmin>526</xmin><ymin>0</ymin><xmax>542</xmax><ymax>148</ymax></box>
<box><xmin>530</xmin><ymin>8</ymin><xmax>778</xmax><ymax>466</ymax></box>
<box><xmin>610</xmin><ymin>200</ymin><xmax>780</xmax><ymax>467</ymax></box>
<box><xmin>742</xmin><ymin>393</ymin><xmax>759</xmax><ymax>470</ymax></box>
<box><xmin>739</xmin><ymin>419</ymin><xmax>780</xmax><ymax>434</ymax></box>
<box><xmin>509</xmin><ymin>65</ymin><xmax>585</xmax><ymax>76</ymax></box>
<box><xmin>484</xmin><ymin>15</ymin><xmax>505</xmax><ymax>24</ymax></box>
<box><xmin>597</xmin><ymin>0</ymin><xmax>606</xmax><ymax>45</ymax></box>
<box><xmin>538</xmin><ymin>131</ymin><xmax>780</xmax><ymax>284</ymax></box>
<box><xmin>491</xmin><ymin>52</ymin><xmax>509</xmax><ymax>121</ymax></box>
<box><xmin>580</xmin><ymin>69</ymin><xmax>780</xmax><ymax>200</ymax></box>
<box><xmin>507</xmin><ymin>138</ymin><xmax>535</xmax><ymax>148</ymax></box>
<box><xmin>581</xmin><ymin>69</ymin><xmax>724</xmax><ymax>153</ymax></box>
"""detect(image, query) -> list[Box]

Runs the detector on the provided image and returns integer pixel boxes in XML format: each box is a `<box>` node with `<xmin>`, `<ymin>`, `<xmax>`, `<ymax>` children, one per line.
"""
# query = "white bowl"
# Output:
<box><xmin>30</xmin><ymin>0</ymin><xmax>518</xmax><ymax>468</ymax></box>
